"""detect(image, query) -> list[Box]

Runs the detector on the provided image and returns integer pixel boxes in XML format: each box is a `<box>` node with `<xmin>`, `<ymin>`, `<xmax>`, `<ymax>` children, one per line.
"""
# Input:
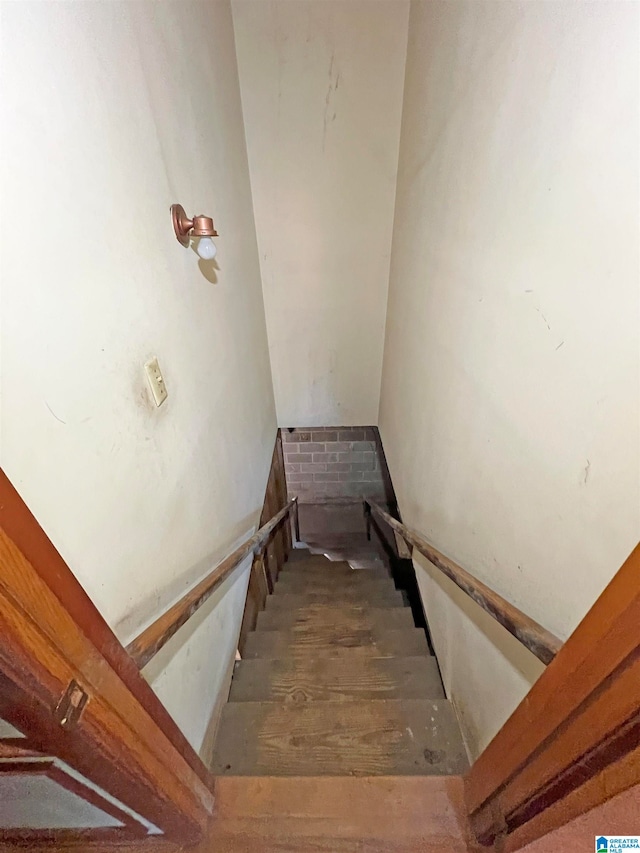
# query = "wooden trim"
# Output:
<box><xmin>0</xmin><ymin>471</ymin><xmax>211</xmax><ymax>790</ymax></box>
<box><xmin>0</xmin><ymin>758</ymin><xmax>147</xmax><ymax>835</ymax></box>
<box><xmin>0</xmin><ymin>827</ymin><xmax>139</xmax><ymax>846</ymax></box>
<box><xmin>47</xmin><ymin>762</ymin><xmax>148</xmax><ymax>836</ymax></box>
<box><xmin>465</xmin><ymin>544</ymin><xmax>640</xmax><ymax>849</ymax></box>
<box><xmin>0</xmin><ymin>471</ymin><xmax>214</xmax><ymax>842</ymax></box>
<box><xmin>0</xmin><ymin>737</ymin><xmax>43</xmax><ymax>759</ymax></box>
<box><xmin>0</xmin><ymin>838</ymin><xmax>182</xmax><ymax>852</ymax></box>
<box><xmin>127</xmin><ymin>498</ymin><xmax>296</xmax><ymax>669</ymax></box>
<box><xmin>365</xmin><ymin>501</ymin><xmax>561</xmax><ymax>665</ymax></box>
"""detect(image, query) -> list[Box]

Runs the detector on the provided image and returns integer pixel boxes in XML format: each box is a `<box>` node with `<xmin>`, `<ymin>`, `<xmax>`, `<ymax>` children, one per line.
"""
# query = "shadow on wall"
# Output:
<box><xmin>282</xmin><ymin>426</ymin><xmax>386</xmax><ymax>504</ymax></box>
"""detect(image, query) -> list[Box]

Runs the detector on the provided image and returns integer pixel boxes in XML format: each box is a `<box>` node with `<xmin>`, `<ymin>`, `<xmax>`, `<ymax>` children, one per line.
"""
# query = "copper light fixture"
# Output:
<box><xmin>171</xmin><ymin>204</ymin><xmax>218</xmax><ymax>259</ymax></box>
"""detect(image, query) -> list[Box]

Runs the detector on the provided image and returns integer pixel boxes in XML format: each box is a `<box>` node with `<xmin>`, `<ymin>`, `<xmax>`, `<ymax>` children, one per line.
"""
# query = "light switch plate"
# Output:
<box><xmin>144</xmin><ymin>357</ymin><xmax>168</xmax><ymax>407</ymax></box>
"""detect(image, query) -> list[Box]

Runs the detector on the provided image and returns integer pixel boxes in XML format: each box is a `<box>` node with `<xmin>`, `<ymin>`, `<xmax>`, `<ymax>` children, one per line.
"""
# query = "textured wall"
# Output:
<box><xmin>232</xmin><ymin>0</ymin><xmax>409</xmax><ymax>426</ymax></box>
<box><xmin>1</xmin><ymin>0</ymin><xmax>276</xmax><ymax>755</ymax></box>
<box><xmin>379</xmin><ymin>0</ymin><xmax>639</xmax><ymax>757</ymax></box>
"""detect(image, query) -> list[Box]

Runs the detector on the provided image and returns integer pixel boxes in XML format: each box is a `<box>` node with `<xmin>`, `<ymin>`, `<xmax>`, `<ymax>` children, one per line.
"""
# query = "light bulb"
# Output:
<box><xmin>196</xmin><ymin>236</ymin><xmax>217</xmax><ymax>260</ymax></box>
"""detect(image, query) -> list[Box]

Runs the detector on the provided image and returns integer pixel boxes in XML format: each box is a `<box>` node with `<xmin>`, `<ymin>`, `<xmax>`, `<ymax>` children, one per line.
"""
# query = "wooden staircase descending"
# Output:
<box><xmin>210</xmin><ymin>537</ymin><xmax>472</xmax><ymax>850</ymax></box>
<box><xmin>213</xmin><ymin>548</ymin><xmax>468</xmax><ymax>777</ymax></box>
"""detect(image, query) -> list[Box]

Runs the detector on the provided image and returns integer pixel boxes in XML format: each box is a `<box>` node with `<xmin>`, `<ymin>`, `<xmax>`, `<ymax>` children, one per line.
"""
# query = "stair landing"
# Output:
<box><xmin>210</xmin><ymin>775</ymin><xmax>472</xmax><ymax>852</ymax></box>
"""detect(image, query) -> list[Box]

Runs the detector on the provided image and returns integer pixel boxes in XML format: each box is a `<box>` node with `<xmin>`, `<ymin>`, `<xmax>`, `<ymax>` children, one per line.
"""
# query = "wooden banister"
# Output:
<box><xmin>127</xmin><ymin>497</ymin><xmax>297</xmax><ymax>669</ymax></box>
<box><xmin>364</xmin><ymin>500</ymin><xmax>562</xmax><ymax>665</ymax></box>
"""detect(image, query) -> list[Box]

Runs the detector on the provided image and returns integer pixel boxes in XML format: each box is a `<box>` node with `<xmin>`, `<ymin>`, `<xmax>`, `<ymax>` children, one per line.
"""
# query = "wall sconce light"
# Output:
<box><xmin>171</xmin><ymin>204</ymin><xmax>218</xmax><ymax>260</ymax></box>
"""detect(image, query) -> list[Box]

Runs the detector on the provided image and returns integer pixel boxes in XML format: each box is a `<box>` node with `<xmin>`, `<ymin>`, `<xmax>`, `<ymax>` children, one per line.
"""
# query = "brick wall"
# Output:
<box><xmin>282</xmin><ymin>426</ymin><xmax>386</xmax><ymax>503</ymax></box>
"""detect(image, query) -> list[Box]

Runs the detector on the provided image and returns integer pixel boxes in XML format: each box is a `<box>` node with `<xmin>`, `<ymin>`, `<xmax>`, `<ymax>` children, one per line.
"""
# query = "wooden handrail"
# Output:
<box><xmin>364</xmin><ymin>501</ymin><xmax>562</xmax><ymax>665</ymax></box>
<box><xmin>127</xmin><ymin>497</ymin><xmax>297</xmax><ymax>669</ymax></box>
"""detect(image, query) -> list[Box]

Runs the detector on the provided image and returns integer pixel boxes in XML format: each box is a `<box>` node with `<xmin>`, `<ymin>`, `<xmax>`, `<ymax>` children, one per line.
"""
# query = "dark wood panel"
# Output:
<box><xmin>237</xmin><ymin>555</ymin><xmax>269</xmax><ymax>656</ymax></box>
<box><xmin>237</xmin><ymin>433</ymin><xmax>294</xmax><ymax>656</ymax></box>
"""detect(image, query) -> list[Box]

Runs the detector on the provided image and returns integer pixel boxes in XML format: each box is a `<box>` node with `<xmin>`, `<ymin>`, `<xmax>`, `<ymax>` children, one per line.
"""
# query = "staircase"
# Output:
<box><xmin>212</xmin><ymin>537</ymin><xmax>468</xmax><ymax>778</ymax></box>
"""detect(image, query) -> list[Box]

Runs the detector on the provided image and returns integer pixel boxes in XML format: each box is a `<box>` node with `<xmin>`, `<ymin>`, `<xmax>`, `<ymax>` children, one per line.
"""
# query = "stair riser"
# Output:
<box><xmin>279</xmin><ymin>567</ymin><xmax>388</xmax><ymax>580</ymax></box>
<box><xmin>275</xmin><ymin>579</ymin><xmax>396</xmax><ymax>594</ymax></box>
<box><xmin>265</xmin><ymin>593</ymin><xmax>404</xmax><ymax>610</ymax></box>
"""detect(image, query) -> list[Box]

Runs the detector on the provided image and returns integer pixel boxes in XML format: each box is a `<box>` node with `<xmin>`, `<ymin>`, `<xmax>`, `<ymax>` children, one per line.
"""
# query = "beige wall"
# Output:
<box><xmin>379</xmin><ymin>0</ymin><xmax>639</xmax><ymax>757</ymax></box>
<box><xmin>1</xmin><ymin>0</ymin><xmax>276</xmax><ymax>756</ymax></box>
<box><xmin>232</xmin><ymin>0</ymin><xmax>409</xmax><ymax>427</ymax></box>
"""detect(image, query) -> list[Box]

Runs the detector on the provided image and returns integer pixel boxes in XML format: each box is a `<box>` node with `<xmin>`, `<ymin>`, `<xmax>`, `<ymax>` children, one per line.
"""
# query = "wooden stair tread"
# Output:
<box><xmin>242</xmin><ymin>628</ymin><xmax>431</xmax><ymax>659</ymax></box>
<box><xmin>229</xmin><ymin>656</ymin><xmax>445</xmax><ymax>703</ymax></box>
<box><xmin>256</xmin><ymin>605</ymin><xmax>414</xmax><ymax>633</ymax></box>
<box><xmin>276</xmin><ymin>576</ymin><xmax>397</xmax><ymax>593</ymax></box>
<box><xmin>211</xmin><ymin>699</ymin><xmax>469</xmax><ymax>776</ymax></box>
<box><xmin>278</xmin><ymin>570</ymin><xmax>390</xmax><ymax>582</ymax></box>
<box><xmin>266</xmin><ymin>591</ymin><xmax>404</xmax><ymax>609</ymax></box>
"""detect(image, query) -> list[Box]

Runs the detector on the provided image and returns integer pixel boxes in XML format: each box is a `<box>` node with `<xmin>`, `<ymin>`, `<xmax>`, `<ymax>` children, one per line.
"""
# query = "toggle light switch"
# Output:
<box><xmin>144</xmin><ymin>357</ymin><xmax>168</xmax><ymax>407</ymax></box>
